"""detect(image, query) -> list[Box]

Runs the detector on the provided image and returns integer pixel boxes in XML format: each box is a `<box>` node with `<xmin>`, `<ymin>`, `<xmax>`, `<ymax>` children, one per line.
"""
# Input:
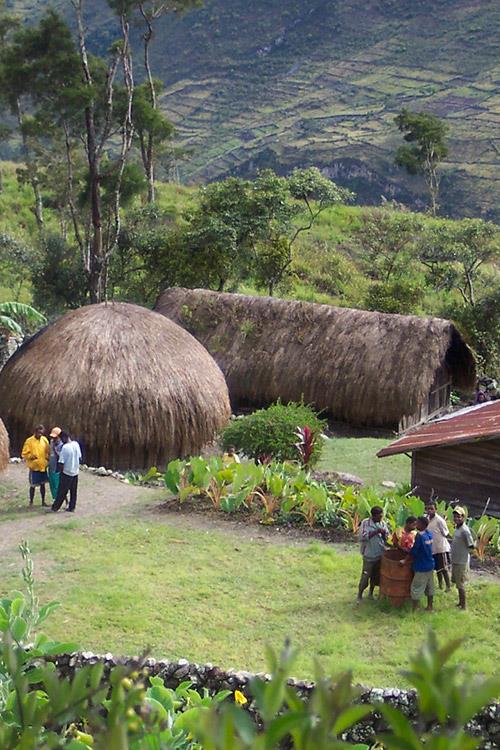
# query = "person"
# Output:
<box><xmin>21</xmin><ymin>424</ymin><xmax>49</xmax><ymax>506</ymax></box>
<box><xmin>425</xmin><ymin>502</ymin><xmax>451</xmax><ymax>591</ymax></box>
<box><xmin>48</xmin><ymin>427</ymin><xmax>63</xmax><ymax>502</ymax></box>
<box><xmin>357</xmin><ymin>506</ymin><xmax>389</xmax><ymax>602</ymax></box>
<box><xmin>450</xmin><ymin>506</ymin><xmax>475</xmax><ymax>610</ymax></box>
<box><xmin>51</xmin><ymin>431</ymin><xmax>82</xmax><ymax>513</ymax></box>
<box><xmin>408</xmin><ymin>516</ymin><xmax>435</xmax><ymax>611</ymax></box>
<box><xmin>391</xmin><ymin>516</ymin><xmax>417</xmax><ymax>551</ymax></box>
<box><xmin>222</xmin><ymin>446</ymin><xmax>241</xmax><ymax>465</ymax></box>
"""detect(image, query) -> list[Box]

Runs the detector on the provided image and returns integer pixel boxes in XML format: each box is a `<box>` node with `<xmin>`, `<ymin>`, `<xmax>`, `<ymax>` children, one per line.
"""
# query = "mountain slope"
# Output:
<box><xmin>8</xmin><ymin>0</ymin><xmax>500</xmax><ymax>218</ymax></box>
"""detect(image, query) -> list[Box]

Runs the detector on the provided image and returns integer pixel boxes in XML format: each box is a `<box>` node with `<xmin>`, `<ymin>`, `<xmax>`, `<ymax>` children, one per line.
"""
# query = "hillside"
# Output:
<box><xmin>4</xmin><ymin>0</ymin><xmax>500</xmax><ymax>219</ymax></box>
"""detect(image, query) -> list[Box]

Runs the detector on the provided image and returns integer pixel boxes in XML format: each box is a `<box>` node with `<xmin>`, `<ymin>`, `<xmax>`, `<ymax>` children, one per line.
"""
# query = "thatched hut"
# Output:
<box><xmin>155</xmin><ymin>288</ymin><xmax>476</xmax><ymax>431</ymax></box>
<box><xmin>0</xmin><ymin>417</ymin><xmax>9</xmax><ymax>472</ymax></box>
<box><xmin>0</xmin><ymin>302</ymin><xmax>230</xmax><ymax>469</ymax></box>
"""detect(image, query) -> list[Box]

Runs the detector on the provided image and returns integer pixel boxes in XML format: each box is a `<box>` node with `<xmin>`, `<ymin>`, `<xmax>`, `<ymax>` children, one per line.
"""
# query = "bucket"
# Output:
<box><xmin>380</xmin><ymin>549</ymin><xmax>412</xmax><ymax>607</ymax></box>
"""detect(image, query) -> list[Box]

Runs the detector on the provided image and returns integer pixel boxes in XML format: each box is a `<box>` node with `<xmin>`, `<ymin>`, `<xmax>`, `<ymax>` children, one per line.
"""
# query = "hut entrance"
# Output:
<box><xmin>399</xmin><ymin>364</ymin><xmax>451</xmax><ymax>434</ymax></box>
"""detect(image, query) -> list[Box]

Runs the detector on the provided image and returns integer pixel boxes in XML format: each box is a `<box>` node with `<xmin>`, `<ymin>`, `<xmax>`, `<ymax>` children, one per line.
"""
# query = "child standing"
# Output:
<box><xmin>451</xmin><ymin>507</ymin><xmax>475</xmax><ymax>610</ymax></box>
<box><xmin>409</xmin><ymin>516</ymin><xmax>435</xmax><ymax>612</ymax></box>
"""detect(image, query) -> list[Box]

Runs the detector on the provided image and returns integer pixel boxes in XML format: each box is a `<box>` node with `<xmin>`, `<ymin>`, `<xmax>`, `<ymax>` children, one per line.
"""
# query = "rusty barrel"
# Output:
<box><xmin>380</xmin><ymin>549</ymin><xmax>412</xmax><ymax>607</ymax></box>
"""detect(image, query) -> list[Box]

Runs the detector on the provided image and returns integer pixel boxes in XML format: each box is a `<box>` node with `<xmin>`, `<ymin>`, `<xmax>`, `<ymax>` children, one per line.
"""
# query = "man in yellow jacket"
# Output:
<box><xmin>21</xmin><ymin>424</ymin><xmax>49</xmax><ymax>506</ymax></box>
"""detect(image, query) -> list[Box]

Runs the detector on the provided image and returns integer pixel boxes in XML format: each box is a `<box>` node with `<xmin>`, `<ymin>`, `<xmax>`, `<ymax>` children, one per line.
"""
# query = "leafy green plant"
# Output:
<box><xmin>221</xmin><ymin>402</ymin><xmax>326</xmax><ymax>466</ymax></box>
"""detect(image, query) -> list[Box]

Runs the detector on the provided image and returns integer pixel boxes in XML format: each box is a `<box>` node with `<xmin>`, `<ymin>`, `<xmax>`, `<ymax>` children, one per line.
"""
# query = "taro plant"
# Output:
<box><xmin>296</xmin><ymin>483</ymin><xmax>329</xmax><ymax>527</ymax></box>
<box><xmin>468</xmin><ymin>515</ymin><xmax>500</xmax><ymax>561</ymax></box>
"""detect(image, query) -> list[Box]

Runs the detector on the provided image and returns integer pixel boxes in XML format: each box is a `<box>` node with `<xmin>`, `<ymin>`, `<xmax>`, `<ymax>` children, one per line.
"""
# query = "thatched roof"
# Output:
<box><xmin>0</xmin><ymin>417</ymin><xmax>9</xmax><ymax>472</ymax></box>
<box><xmin>154</xmin><ymin>288</ymin><xmax>476</xmax><ymax>429</ymax></box>
<box><xmin>0</xmin><ymin>302</ymin><xmax>230</xmax><ymax>469</ymax></box>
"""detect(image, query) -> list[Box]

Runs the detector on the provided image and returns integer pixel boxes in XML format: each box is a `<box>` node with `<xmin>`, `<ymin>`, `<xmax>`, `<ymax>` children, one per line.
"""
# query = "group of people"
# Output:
<box><xmin>357</xmin><ymin>502</ymin><xmax>475</xmax><ymax>611</ymax></box>
<box><xmin>21</xmin><ymin>424</ymin><xmax>82</xmax><ymax>512</ymax></box>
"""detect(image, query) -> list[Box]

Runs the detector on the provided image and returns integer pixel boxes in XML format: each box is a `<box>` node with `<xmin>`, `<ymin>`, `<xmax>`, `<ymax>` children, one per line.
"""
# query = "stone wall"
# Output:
<box><xmin>49</xmin><ymin>652</ymin><xmax>500</xmax><ymax>748</ymax></box>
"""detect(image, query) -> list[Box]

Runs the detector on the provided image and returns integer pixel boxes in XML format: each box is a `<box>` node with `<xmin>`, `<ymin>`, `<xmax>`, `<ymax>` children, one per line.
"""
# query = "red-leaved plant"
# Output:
<box><xmin>295</xmin><ymin>426</ymin><xmax>316</xmax><ymax>468</ymax></box>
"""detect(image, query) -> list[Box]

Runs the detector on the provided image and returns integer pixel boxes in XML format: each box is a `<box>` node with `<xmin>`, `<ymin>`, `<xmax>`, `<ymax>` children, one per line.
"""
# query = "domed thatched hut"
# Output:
<box><xmin>0</xmin><ymin>418</ymin><xmax>9</xmax><ymax>472</ymax></box>
<box><xmin>155</xmin><ymin>288</ymin><xmax>476</xmax><ymax>432</ymax></box>
<box><xmin>0</xmin><ymin>302</ymin><xmax>230</xmax><ymax>469</ymax></box>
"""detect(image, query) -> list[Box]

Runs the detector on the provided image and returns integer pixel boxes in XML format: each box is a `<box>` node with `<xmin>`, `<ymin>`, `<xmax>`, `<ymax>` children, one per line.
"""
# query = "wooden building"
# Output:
<box><xmin>378</xmin><ymin>401</ymin><xmax>500</xmax><ymax>517</ymax></box>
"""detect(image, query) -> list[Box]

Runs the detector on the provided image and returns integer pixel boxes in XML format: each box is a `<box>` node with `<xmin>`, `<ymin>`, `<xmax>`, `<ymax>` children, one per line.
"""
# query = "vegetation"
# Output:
<box><xmin>1</xmin><ymin>523</ymin><xmax>499</xmax><ymax>688</ymax></box>
<box><xmin>127</xmin><ymin>453</ymin><xmax>500</xmax><ymax>559</ymax></box>
<box><xmin>221</xmin><ymin>402</ymin><xmax>327</xmax><ymax>466</ymax></box>
<box><xmin>394</xmin><ymin>109</ymin><xmax>449</xmax><ymax>215</ymax></box>
<box><xmin>1</xmin><ymin>543</ymin><xmax>498</xmax><ymax>749</ymax></box>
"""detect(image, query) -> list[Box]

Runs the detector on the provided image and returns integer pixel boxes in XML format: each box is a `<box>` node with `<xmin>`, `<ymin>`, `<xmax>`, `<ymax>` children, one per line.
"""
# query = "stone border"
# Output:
<box><xmin>49</xmin><ymin>652</ymin><xmax>499</xmax><ymax>748</ymax></box>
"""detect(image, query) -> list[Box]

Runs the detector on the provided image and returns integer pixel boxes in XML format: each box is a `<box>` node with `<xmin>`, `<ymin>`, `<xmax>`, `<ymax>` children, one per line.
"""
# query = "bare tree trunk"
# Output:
<box><xmin>15</xmin><ymin>98</ymin><xmax>44</xmax><ymax>234</ymax></box>
<box><xmin>140</xmin><ymin>3</ymin><xmax>156</xmax><ymax>202</ymax></box>
<box><xmin>72</xmin><ymin>0</ymin><xmax>103</xmax><ymax>303</ymax></box>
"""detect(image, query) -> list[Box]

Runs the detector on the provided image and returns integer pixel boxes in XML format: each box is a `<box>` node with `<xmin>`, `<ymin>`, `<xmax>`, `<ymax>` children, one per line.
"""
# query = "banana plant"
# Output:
<box><xmin>0</xmin><ymin>302</ymin><xmax>46</xmax><ymax>337</ymax></box>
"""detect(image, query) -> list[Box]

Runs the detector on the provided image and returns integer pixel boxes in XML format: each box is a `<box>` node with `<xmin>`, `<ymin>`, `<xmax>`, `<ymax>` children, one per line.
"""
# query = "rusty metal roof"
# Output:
<box><xmin>377</xmin><ymin>400</ymin><xmax>500</xmax><ymax>457</ymax></box>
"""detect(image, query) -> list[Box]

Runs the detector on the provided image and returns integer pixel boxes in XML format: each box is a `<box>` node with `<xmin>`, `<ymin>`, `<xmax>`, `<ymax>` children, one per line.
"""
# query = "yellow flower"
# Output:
<box><xmin>234</xmin><ymin>690</ymin><xmax>248</xmax><ymax>706</ymax></box>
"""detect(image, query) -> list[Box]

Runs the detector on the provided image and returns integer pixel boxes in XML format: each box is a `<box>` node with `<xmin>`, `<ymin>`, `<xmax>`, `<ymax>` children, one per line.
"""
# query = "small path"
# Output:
<box><xmin>0</xmin><ymin>464</ymin><xmax>161</xmax><ymax>556</ymax></box>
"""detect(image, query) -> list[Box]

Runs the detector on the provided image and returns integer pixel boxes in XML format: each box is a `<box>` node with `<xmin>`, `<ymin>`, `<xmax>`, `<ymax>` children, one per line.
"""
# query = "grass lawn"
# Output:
<box><xmin>320</xmin><ymin>437</ymin><xmax>410</xmax><ymax>487</ymax></box>
<box><xmin>4</xmin><ymin>514</ymin><xmax>498</xmax><ymax>687</ymax></box>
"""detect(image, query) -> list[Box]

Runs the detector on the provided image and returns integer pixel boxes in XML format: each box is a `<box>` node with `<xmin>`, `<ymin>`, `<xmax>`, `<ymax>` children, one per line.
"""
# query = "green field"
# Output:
<box><xmin>320</xmin><ymin>437</ymin><xmax>410</xmax><ymax>487</ymax></box>
<box><xmin>0</xmin><ymin>462</ymin><xmax>498</xmax><ymax>687</ymax></box>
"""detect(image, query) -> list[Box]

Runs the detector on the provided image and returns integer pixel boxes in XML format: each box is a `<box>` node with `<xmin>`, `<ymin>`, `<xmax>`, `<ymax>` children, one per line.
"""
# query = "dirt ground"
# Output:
<box><xmin>0</xmin><ymin>463</ymin><xmax>498</xmax><ymax>581</ymax></box>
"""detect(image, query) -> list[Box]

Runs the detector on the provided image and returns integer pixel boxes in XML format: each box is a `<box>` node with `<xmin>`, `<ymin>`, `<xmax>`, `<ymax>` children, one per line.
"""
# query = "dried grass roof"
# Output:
<box><xmin>0</xmin><ymin>302</ymin><xmax>230</xmax><ymax>469</ymax></box>
<box><xmin>0</xmin><ymin>417</ymin><xmax>9</xmax><ymax>472</ymax></box>
<box><xmin>155</xmin><ymin>288</ymin><xmax>476</xmax><ymax>428</ymax></box>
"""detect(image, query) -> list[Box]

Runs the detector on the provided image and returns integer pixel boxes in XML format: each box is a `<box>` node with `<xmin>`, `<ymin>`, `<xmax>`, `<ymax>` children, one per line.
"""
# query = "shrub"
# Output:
<box><xmin>221</xmin><ymin>402</ymin><xmax>327</xmax><ymax>466</ymax></box>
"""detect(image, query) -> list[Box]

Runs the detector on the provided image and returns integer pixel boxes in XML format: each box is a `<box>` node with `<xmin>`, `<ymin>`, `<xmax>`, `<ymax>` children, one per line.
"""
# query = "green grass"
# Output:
<box><xmin>320</xmin><ymin>437</ymin><xmax>410</xmax><ymax>487</ymax></box>
<box><xmin>2</xmin><ymin>515</ymin><xmax>498</xmax><ymax>686</ymax></box>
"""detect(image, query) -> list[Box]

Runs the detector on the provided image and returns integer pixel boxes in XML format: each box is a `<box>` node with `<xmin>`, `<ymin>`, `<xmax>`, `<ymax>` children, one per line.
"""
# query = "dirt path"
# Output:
<box><xmin>0</xmin><ymin>463</ymin><xmax>162</xmax><ymax>556</ymax></box>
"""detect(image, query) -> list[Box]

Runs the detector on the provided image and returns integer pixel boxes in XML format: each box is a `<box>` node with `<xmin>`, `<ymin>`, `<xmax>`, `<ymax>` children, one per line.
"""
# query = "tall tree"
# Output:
<box><xmin>131</xmin><ymin>1</ymin><xmax>200</xmax><ymax>201</ymax></box>
<box><xmin>394</xmin><ymin>109</ymin><xmax>449</xmax><ymax>216</ymax></box>
<box><xmin>64</xmin><ymin>0</ymin><xmax>137</xmax><ymax>302</ymax></box>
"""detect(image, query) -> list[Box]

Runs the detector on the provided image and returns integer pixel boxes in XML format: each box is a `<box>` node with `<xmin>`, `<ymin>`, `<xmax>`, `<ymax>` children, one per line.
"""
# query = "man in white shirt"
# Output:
<box><xmin>51</xmin><ymin>432</ymin><xmax>82</xmax><ymax>513</ymax></box>
<box><xmin>425</xmin><ymin>502</ymin><xmax>451</xmax><ymax>592</ymax></box>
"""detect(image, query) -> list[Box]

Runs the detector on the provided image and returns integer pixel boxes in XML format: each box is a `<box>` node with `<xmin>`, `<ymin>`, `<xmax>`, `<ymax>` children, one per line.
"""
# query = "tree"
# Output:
<box><xmin>394</xmin><ymin>109</ymin><xmax>449</xmax><ymax>215</ymax></box>
<box><xmin>416</xmin><ymin>217</ymin><xmax>499</xmax><ymax>307</ymax></box>
<box><xmin>351</xmin><ymin>205</ymin><xmax>423</xmax><ymax>282</ymax></box>
<box><xmin>131</xmin><ymin>0</ymin><xmax>200</xmax><ymax>201</ymax></box>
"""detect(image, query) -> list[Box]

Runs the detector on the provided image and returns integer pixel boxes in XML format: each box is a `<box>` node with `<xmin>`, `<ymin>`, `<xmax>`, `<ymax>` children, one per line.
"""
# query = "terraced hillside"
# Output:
<box><xmin>7</xmin><ymin>0</ymin><xmax>500</xmax><ymax>218</ymax></box>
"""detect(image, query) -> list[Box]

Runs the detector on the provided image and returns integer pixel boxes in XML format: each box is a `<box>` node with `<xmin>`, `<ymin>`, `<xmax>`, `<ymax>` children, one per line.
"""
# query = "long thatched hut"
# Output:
<box><xmin>0</xmin><ymin>417</ymin><xmax>9</xmax><ymax>472</ymax></box>
<box><xmin>155</xmin><ymin>288</ymin><xmax>476</xmax><ymax>431</ymax></box>
<box><xmin>0</xmin><ymin>302</ymin><xmax>230</xmax><ymax>469</ymax></box>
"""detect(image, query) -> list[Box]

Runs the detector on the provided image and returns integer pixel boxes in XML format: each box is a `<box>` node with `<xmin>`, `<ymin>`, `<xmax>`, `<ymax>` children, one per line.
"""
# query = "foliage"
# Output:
<box><xmin>415</xmin><ymin>217</ymin><xmax>499</xmax><ymax>307</ymax></box>
<box><xmin>221</xmin><ymin>402</ymin><xmax>327</xmax><ymax>466</ymax></box>
<box><xmin>157</xmin><ymin>455</ymin><xmax>500</xmax><ymax>555</ymax></box>
<box><xmin>364</xmin><ymin>277</ymin><xmax>424</xmax><ymax>315</ymax></box>
<box><xmin>394</xmin><ymin>109</ymin><xmax>449</xmax><ymax>215</ymax></box>
<box><xmin>0</xmin><ymin>301</ymin><xmax>46</xmax><ymax>337</ymax></box>
<box><xmin>447</xmin><ymin>286</ymin><xmax>500</xmax><ymax>377</ymax></box>
<box><xmin>31</xmin><ymin>235</ymin><xmax>88</xmax><ymax>314</ymax></box>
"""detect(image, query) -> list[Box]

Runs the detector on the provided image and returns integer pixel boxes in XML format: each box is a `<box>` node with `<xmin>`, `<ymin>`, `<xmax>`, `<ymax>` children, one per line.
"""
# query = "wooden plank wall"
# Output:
<box><xmin>412</xmin><ymin>439</ymin><xmax>500</xmax><ymax>518</ymax></box>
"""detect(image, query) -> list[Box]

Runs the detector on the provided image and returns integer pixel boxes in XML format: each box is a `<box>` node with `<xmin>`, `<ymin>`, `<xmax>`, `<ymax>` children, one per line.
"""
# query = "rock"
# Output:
<box><xmin>382</xmin><ymin>480</ymin><xmax>396</xmax><ymax>488</ymax></box>
<box><xmin>9</xmin><ymin>457</ymin><xmax>22</xmax><ymax>463</ymax></box>
<box><xmin>106</xmin><ymin>469</ymin><xmax>113</xmax><ymax>476</ymax></box>
<box><xmin>96</xmin><ymin>466</ymin><xmax>108</xmax><ymax>476</ymax></box>
<box><xmin>312</xmin><ymin>470</ymin><xmax>364</xmax><ymax>487</ymax></box>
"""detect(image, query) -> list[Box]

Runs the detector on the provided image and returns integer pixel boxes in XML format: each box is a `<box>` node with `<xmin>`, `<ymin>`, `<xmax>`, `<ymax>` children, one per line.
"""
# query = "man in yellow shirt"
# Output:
<box><xmin>21</xmin><ymin>424</ymin><xmax>50</xmax><ymax>506</ymax></box>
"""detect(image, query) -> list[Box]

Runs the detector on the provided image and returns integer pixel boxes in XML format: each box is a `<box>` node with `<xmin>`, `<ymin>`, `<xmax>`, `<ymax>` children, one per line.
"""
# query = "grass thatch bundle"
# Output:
<box><xmin>0</xmin><ymin>302</ymin><xmax>230</xmax><ymax>469</ymax></box>
<box><xmin>0</xmin><ymin>417</ymin><xmax>9</xmax><ymax>472</ymax></box>
<box><xmin>155</xmin><ymin>288</ymin><xmax>476</xmax><ymax>430</ymax></box>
